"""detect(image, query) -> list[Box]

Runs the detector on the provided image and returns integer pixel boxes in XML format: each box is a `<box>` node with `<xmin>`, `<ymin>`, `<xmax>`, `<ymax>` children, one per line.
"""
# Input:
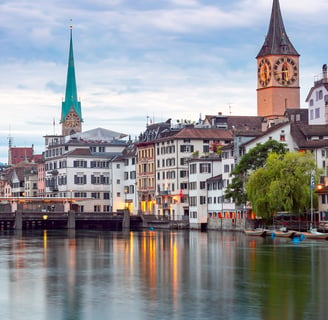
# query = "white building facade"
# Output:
<box><xmin>306</xmin><ymin>64</ymin><xmax>328</xmax><ymax>125</ymax></box>
<box><xmin>154</xmin><ymin>128</ymin><xmax>233</xmax><ymax>221</ymax></box>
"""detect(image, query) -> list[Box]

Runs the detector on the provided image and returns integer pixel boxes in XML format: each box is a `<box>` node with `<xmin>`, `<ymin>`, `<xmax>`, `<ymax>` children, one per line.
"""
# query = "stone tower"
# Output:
<box><xmin>257</xmin><ymin>0</ymin><xmax>300</xmax><ymax>119</ymax></box>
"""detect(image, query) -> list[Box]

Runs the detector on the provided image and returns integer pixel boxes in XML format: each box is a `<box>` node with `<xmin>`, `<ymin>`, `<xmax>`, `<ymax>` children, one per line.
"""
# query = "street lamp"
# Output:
<box><xmin>310</xmin><ymin>170</ymin><xmax>314</xmax><ymax>230</ymax></box>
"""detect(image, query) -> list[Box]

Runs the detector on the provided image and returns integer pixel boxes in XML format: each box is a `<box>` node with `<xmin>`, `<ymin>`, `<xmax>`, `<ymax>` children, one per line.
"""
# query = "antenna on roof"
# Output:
<box><xmin>53</xmin><ymin>117</ymin><xmax>56</xmax><ymax>135</ymax></box>
<box><xmin>228</xmin><ymin>103</ymin><xmax>232</xmax><ymax>115</ymax></box>
<box><xmin>7</xmin><ymin>125</ymin><xmax>13</xmax><ymax>149</ymax></box>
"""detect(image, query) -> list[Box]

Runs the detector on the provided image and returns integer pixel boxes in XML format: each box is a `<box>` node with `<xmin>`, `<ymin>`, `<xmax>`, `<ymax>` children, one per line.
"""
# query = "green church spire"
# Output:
<box><xmin>61</xmin><ymin>25</ymin><xmax>82</xmax><ymax>122</ymax></box>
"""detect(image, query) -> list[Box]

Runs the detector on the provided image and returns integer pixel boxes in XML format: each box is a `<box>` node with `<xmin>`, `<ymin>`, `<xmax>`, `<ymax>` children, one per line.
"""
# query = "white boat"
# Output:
<box><xmin>244</xmin><ymin>229</ymin><xmax>266</xmax><ymax>237</ymax></box>
<box><xmin>273</xmin><ymin>230</ymin><xmax>296</xmax><ymax>238</ymax></box>
<box><xmin>296</xmin><ymin>228</ymin><xmax>328</xmax><ymax>240</ymax></box>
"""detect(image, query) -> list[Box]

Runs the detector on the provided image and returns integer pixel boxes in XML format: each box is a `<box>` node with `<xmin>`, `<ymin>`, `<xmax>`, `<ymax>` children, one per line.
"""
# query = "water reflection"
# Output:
<box><xmin>0</xmin><ymin>230</ymin><xmax>328</xmax><ymax>319</ymax></box>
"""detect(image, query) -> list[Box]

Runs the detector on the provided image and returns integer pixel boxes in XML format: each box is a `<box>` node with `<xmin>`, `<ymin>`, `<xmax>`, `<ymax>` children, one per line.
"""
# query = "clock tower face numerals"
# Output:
<box><xmin>65</xmin><ymin>111</ymin><xmax>80</xmax><ymax>128</ymax></box>
<box><xmin>273</xmin><ymin>57</ymin><xmax>298</xmax><ymax>86</ymax></box>
<box><xmin>258</xmin><ymin>58</ymin><xmax>272</xmax><ymax>87</ymax></box>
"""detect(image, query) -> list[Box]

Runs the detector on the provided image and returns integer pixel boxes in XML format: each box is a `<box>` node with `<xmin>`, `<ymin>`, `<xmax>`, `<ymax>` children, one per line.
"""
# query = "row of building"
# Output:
<box><xmin>1</xmin><ymin>0</ymin><xmax>328</xmax><ymax>229</ymax></box>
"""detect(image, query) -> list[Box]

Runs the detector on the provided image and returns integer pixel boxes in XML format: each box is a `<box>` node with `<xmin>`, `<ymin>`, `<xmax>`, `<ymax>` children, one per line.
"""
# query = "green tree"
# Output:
<box><xmin>225</xmin><ymin>140</ymin><xmax>287</xmax><ymax>205</ymax></box>
<box><xmin>246</xmin><ymin>151</ymin><xmax>319</xmax><ymax>218</ymax></box>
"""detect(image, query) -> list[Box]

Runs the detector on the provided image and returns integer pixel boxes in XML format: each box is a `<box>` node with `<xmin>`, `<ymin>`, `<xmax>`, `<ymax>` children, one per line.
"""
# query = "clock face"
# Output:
<box><xmin>65</xmin><ymin>112</ymin><xmax>80</xmax><ymax>128</ymax></box>
<box><xmin>258</xmin><ymin>58</ymin><xmax>272</xmax><ymax>87</ymax></box>
<box><xmin>273</xmin><ymin>57</ymin><xmax>298</xmax><ymax>86</ymax></box>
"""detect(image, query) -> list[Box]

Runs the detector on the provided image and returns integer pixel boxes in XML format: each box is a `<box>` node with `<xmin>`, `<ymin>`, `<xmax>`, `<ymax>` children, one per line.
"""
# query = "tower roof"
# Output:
<box><xmin>257</xmin><ymin>0</ymin><xmax>299</xmax><ymax>58</ymax></box>
<box><xmin>61</xmin><ymin>25</ymin><xmax>82</xmax><ymax>122</ymax></box>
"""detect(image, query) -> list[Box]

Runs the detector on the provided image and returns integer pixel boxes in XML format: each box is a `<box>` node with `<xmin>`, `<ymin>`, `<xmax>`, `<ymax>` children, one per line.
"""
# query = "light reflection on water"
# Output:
<box><xmin>0</xmin><ymin>230</ymin><xmax>328</xmax><ymax>320</ymax></box>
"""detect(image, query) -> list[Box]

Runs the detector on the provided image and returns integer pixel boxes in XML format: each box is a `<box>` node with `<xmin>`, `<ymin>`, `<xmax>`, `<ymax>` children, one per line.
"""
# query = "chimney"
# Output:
<box><xmin>323</xmin><ymin>64</ymin><xmax>327</xmax><ymax>83</ymax></box>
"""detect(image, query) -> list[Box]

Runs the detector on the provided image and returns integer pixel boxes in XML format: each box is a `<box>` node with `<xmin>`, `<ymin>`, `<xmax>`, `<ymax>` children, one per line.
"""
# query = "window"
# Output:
<box><xmin>309</xmin><ymin>99</ymin><xmax>314</xmax><ymax>106</ymax></box>
<box><xmin>310</xmin><ymin>109</ymin><xmax>314</xmax><ymax>120</ymax></box>
<box><xmin>91</xmin><ymin>175</ymin><xmax>101</xmax><ymax>184</ymax></box>
<box><xmin>74</xmin><ymin>175</ymin><xmax>86</xmax><ymax>184</ymax></box>
<box><xmin>91</xmin><ymin>161</ymin><xmax>109</xmax><ymax>168</ymax></box>
<box><xmin>94</xmin><ymin>205</ymin><xmax>101</xmax><ymax>212</ymax></box>
<box><xmin>180</xmin><ymin>182</ymin><xmax>188</xmax><ymax>190</ymax></box>
<box><xmin>224</xmin><ymin>164</ymin><xmax>230</xmax><ymax>173</ymax></box>
<box><xmin>104</xmin><ymin>192</ymin><xmax>110</xmax><ymax>200</ymax></box>
<box><xmin>130</xmin><ymin>171</ymin><xmax>136</xmax><ymax>179</ymax></box>
<box><xmin>200</xmin><ymin>196</ymin><xmax>206</xmax><ymax>204</ymax></box>
<box><xmin>189</xmin><ymin>182</ymin><xmax>197</xmax><ymax>190</ymax></box>
<box><xmin>91</xmin><ymin>192</ymin><xmax>100</xmax><ymax>199</ymax></box>
<box><xmin>189</xmin><ymin>196</ymin><xmax>197</xmax><ymax>206</ymax></box>
<box><xmin>73</xmin><ymin>160</ymin><xmax>87</xmax><ymax>168</ymax></box>
<box><xmin>74</xmin><ymin>192</ymin><xmax>87</xmax><ymax>198</ymax></box>
<box><xmin>203</xmin><ymin>145</ymin><xmax>209</xmax><ymax>153</ymax></box>
<box><xmin>180</xmin><ymin>145</ymin><xmax>194</xmax><ymax>152</ymax></box>
<box><xmin>103</xmin><ymin>205</ymin><xmax>111</xmax><ymax>212</ymax></box>
<box><xmin>200</xmin><ymin>181</ymin><xmax>206</xmax><ymax>189</ymax></box>
<box><xmin>102</xmin><ymin>175</ymin><xmax>110</xmax><ymax>185</ymax></box>
<box><xmin>180</xmin><ymin>170</ymin><xmax>188</xmax><ymax>178</ymax></box>
<box><xmin>315</xmin><ymin>108</ymin><xmax>320</xmax><ymax>119</ymax></box>
<box><xmin>200</xmin><ymin>163</ymin><xmax>211</xmax><ymax>173</ymax></box>
<box><xmin>190</xmin><ymin>164</ymin><xmax>197</xmax><ymax>174</ymax></box>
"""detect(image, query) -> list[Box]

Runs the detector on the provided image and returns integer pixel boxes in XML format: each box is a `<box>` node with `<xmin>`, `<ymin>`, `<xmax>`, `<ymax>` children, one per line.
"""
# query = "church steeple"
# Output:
<box><xmin>256</xmin><ymin>0</ymin><xmax>300</xmax><ymax>119</ymax></box>
<box><xmin>257</xmin><ymin>0</ymin><xmax>299</xmax><ymax>58</ymax></box>
<box><xmin>61</xmin><ymin>24</ymin><xmax>82</xmax><ymax>136</ymax></box>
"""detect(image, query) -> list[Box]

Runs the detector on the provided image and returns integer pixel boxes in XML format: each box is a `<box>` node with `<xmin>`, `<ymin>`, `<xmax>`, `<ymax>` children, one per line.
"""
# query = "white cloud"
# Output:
<box><xmin>0</xmin><ymin>0</ymin><xmax>327</xmax><ymax>164</ymax></box>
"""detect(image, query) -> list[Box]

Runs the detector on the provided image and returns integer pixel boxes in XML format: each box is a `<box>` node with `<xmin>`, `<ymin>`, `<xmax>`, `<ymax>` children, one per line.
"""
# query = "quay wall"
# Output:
<box><xmin>207</xmin><ymin>217</ymin><xmax>246</xmax><ymax>231</ymax></box>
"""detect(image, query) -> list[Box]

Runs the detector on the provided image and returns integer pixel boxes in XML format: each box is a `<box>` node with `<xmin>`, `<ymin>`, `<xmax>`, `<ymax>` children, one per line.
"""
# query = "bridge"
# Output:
<box><xmin>0</xmin><ymin>210</ymin><xmax>143</xmax><ymax>231</ymax></box>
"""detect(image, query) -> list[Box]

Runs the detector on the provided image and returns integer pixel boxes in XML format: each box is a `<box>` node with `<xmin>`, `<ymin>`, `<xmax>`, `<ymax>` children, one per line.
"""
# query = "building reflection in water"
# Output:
<box><xmin>1</xmin><ymin>230</ymin><xmax>328</xmax><ymax>319</ymax></box>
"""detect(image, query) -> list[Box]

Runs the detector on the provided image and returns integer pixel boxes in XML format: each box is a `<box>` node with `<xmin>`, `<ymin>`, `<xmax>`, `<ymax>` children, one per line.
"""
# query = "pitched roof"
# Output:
<box><xmin>67</xmin><ymin>148</ymin><xmax>92</xmax><ymax>156</ymax></box>
<box><xmin>204</xmin><ymin>115</ymin><xmax>264</xmax><ymax>132</ymax></box>
<box><xmin>207</xmin><ymin>174</ymin><xmax>222</xmax><ymax>183</ymax></box>
<box><xmin>72</xmin><ymin>127</ymin><xmax>127</xmax><ymax>141</ymax></box>
<box><xmin>173</xmin><ymin>128</ymin><xmax>233</xmax><ymax>140</ymax></box>
<box><xmin>257</xmin><ymin>0</ymin><xmax>299</xmax><ymax>58</ymax></box>
<box><xmin>290</xmin><ymin>123</ymin><xmax>328</xmax><ymax>149</ymax></box>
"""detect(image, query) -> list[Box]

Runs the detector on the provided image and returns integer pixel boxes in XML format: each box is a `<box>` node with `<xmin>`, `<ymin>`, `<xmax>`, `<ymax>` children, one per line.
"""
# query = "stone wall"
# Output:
<box><xmin>207</xmin><ymin>217</ymin><xmax>246</xmax><ymax>231</ymax></box>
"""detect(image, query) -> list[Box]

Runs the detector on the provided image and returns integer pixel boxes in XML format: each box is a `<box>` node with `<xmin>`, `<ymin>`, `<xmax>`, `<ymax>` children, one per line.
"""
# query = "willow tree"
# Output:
<box><xmin>225</xmin><ymin>140</ymin><xmax>287</xmax><ymax>205</ymax></box>
<box><xmin>246</xmin><ymin>151</ymin><xmax>319</xmax><ymax>218</ymax></box>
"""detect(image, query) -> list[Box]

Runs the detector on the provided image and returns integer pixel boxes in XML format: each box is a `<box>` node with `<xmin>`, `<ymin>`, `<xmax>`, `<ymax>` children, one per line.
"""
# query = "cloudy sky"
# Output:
<box><xmin>0</xmin><ymin>0</ymin><xmax>328</xmax><ymax>163</ymax></box>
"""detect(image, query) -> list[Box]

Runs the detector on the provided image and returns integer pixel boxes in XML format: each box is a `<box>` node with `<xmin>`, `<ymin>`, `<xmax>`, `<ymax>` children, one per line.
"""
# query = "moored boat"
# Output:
<box><xmin>272</xmin><ymin>230</ymin><xmax>296</xmax><ymax>238</ymax></box>
<box><xmin>296</xmin><ymin>229</ymin><xmax>328</xmax><ymax>240</ymax></box>
<box><xmin>244</xmin><ymin>229</ymin><xmax>266</xmax><ymax>237</ymax></box>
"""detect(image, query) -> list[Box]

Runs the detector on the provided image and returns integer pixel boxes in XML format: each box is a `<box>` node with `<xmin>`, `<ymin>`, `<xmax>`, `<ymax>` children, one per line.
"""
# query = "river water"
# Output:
<box><xmin>0</xmin><ymin>229</ymin><xmax>327</xmax><ymax>320</ymax></box>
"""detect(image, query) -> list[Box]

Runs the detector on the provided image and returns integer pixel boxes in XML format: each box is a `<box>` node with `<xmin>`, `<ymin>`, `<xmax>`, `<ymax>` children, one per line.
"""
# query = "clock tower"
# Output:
<box><xmin>61</xmin><ymin>25</ymin><xmax>83</xmax><ymax>136</ymax></box>
<box><xmin>257</xmin><ymin>0</ymin><xmax>300</xmax><ymax>119</ymax></box>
